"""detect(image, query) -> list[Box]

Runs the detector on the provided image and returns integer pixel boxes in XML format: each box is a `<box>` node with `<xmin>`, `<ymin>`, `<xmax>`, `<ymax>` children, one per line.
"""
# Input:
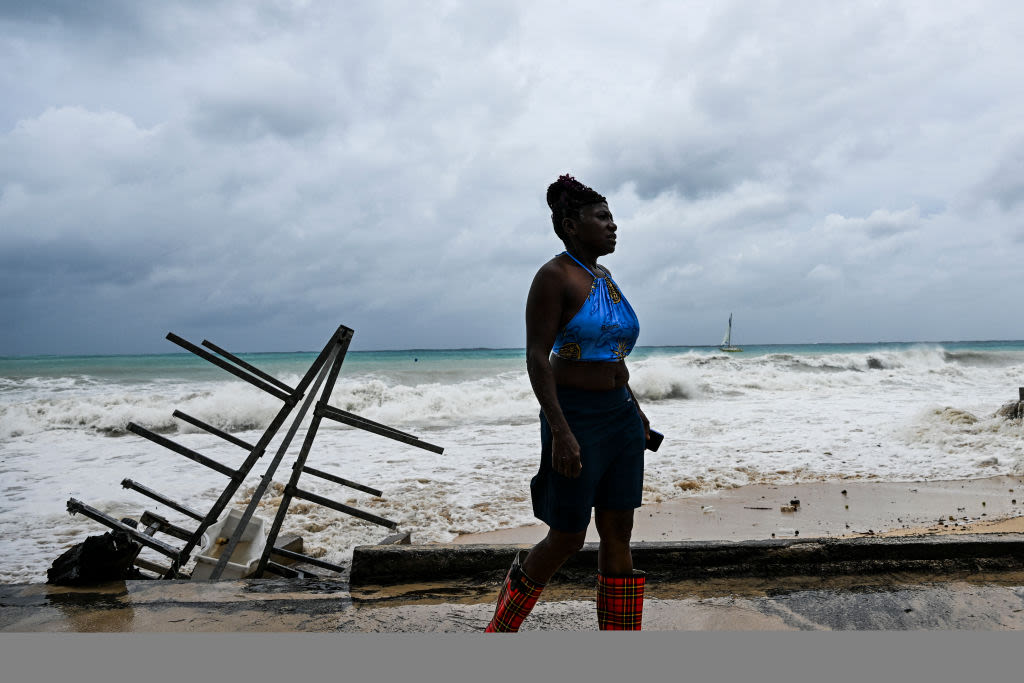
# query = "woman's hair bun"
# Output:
<box><xmin>546</xmin><ymin>174</ymin><xmax>604</xmax><ymax>211</ymax></box>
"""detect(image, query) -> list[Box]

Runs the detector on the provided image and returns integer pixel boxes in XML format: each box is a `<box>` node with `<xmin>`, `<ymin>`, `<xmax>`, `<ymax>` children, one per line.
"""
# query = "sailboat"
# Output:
<box><xmin>720</xmin><ymin>313</ymin><xmax>743</xmax><ymax>352</ymax></box>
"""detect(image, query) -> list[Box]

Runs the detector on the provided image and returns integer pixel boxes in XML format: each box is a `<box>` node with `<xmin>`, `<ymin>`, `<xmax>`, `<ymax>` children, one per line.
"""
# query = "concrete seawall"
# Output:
<box><xmin>351</xmin><ymin>533</ymin><xmax>1024</xmax><ymax>585</ymax></box>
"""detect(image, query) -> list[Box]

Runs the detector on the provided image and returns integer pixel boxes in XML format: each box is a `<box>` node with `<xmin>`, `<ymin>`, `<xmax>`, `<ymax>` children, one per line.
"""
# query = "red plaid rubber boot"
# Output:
<box><xmin>484</xmin><ymin>550</ymin><xmax>545</xmax><ymax>632</ymax></box>
<box><xmin>596</xmin><ymin>570</ymin><xmax>645</xmax><ymax>630</ymax></box>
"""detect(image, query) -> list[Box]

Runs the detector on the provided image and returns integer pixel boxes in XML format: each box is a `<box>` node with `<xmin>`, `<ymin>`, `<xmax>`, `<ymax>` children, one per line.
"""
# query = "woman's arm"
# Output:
<box><xmin>525</xmin><ymin>262</ymin><xmax>582</xmax><ymax>478</ymax></box>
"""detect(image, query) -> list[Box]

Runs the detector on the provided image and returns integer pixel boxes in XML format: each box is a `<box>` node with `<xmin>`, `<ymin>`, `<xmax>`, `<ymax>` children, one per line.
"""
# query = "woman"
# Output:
<box><xmin>485</xmin><ymin>173</ymin><xmax>651</xmax><ymax>632</ymax></box>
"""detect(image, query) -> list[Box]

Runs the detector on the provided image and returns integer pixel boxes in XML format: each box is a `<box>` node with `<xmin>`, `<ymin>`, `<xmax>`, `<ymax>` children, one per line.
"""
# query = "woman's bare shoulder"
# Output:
<box><xmin>533</xmin><ymin>254</ymin><xmax>571</xmax><ymax>281</ymax></box>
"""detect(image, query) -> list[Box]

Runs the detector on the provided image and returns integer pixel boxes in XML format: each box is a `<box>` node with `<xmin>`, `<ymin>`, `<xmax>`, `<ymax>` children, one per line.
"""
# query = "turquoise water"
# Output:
<box><xmin>0</xmin><ymin>348</ymin><xmax>521</xmax><ymax>382</ymax></box>
<box><xmin>3</xmin><ymin>340</ymin><xmax>1023</xmax><ymax>384</ymax></box>
<box><xmin>632</xmin><ymin>339</ymin><xmax>1024</xmax><ymax>359</ymax></box>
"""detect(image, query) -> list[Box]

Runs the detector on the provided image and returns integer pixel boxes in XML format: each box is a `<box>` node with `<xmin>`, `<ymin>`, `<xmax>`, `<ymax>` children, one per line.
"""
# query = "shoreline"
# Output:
<box><xmin>453</xmin><ymin>474</ymin><xmax>1024</xmax><ymax>545</ymax></box>
<box><xmin>5</xmin><ymin>474</ymin><xmax>1024</xmax><ymax>632</ymax></box>
<box><xmin>4</xmin><ymin>475</ymin><xmax>1021</xmax><ymax>586</ymax></box>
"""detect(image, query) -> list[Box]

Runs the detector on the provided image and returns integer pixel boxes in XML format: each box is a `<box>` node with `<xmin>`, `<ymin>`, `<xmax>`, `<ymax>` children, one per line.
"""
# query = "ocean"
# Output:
<box><xmin>2</xmin><ymin>340</ymin><xmax>1023</xmax><ymax>583</ymax></box>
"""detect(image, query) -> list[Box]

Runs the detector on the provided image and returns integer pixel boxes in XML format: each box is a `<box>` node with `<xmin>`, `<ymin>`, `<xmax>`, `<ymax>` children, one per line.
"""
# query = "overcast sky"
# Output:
<box><xmin>2</xmin><ymin>0</ymin><xmax>1022</xmax><ymax>356</ymax></box>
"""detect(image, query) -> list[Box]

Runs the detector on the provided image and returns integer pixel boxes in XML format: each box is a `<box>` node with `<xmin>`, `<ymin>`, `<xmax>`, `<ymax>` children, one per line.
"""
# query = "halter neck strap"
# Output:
<box><xmin>561</xmin><ymin>251</ymin><xmax>599</xmax><ymax>278</ymax></box>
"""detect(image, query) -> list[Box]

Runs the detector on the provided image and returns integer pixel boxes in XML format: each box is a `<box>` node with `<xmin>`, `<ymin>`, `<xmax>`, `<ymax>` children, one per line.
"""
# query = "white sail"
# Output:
<box><xmin>720</xmin><ymin>313</ymin><xmax>743</xmax><ymax>351</ymax></box>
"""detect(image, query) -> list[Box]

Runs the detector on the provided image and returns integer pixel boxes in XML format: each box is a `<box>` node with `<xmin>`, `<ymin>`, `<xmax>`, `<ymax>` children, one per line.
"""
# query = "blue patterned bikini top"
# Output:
<box><xmin>551</xmin><ymin>251</ymin><xmax>640</xmax><ymax>362</ymax></box>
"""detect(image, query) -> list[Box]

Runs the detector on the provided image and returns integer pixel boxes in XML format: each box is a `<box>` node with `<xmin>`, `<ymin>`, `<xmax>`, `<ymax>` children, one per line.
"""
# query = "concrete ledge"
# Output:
<box><xmin>350</xmin><ymin>533</ymin><xmax>1024</xmax><ymax>585</ymax></box>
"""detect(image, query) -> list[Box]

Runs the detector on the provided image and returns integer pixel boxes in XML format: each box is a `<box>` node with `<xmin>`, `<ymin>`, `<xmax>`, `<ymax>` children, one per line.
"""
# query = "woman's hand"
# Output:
<box><xmin>552</xmin><ymin>431</ymin><xmax>583</xmax><ymax>478</ymax></box>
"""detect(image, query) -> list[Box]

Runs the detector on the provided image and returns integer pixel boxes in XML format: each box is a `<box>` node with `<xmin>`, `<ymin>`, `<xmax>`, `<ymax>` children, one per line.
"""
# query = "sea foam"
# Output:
<box><xmin>2</xmin><ymin>343</ymin><xmax>1023</xmax><ymax>583</ymax></box>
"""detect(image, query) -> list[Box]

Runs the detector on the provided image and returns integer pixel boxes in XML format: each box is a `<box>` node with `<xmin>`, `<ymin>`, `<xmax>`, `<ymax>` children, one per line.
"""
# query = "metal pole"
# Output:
<box><xmin>201</xmin><ymin>339</ymin><xmax>295</xmax><ymax>394</ymax></box>
<box><xmin>67</xmin><ymin>499</ymin><xmax>181</xmax><ymax>558</ymax></box>
<box><xmin>266</xmin><ymin>547</ymin><xmax>347</xmax><ymax>574</ymax></box>
<box><xmin>254</xmin><ymin>333</ymin><xmax>353</xmax><ymax>577</ymax></box>
<box><xmin>290</xmin><ymin>487</ymin><xmax>397</xmax><ymax>528</ymax></box>
<box><xmin>121</xmin><ymin>479</ymin><xmax>204</xmax><ymax>522</ymax></box>
<box><xmin>126</xmin><ymin>424</ymin><xmax>241</xmax><ymax>479</ymax></box>
<box><xmin>319</xmin><ymin>406</ymin><xmax>444</xmax><ymax>453</ymax></box>
<box><xmin>301</xmin><ymin>465</ymin><xmax>382</xmax><ymax>497</ymax></box>
<box><xmin>162</xmin><ymin>333</ymin><xmax>339</xmax><ymax>578</ymax></box>
<box><xmin>166</xmin><ymin>333</ymin><xmax>293</xmax><ymax>402</ymax></box>
<box><xmin>208</xmin><ymin>335</ymin><xmax>348</xmax><ymax>579</ymax></box>
<box><xmin>172</xmin><ymin>410</ymin><xmax>255</xmax><ymax>451</ymax></box>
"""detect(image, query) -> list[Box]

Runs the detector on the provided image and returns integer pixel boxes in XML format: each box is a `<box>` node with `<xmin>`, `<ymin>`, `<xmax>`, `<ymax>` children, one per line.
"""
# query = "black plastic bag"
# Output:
<box><xmin>47</xmin><ymin>530</ymin><xmax>144</xmax><ymax>585</ymax></box>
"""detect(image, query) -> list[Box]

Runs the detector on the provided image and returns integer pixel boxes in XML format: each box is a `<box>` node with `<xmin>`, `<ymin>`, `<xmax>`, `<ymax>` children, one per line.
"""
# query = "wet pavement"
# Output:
<box><xmin>4</xmin><ymin>567</ymin><xmax>1024</xmax><ymax>632</ymax></box>
<box><xmin>9</xmin><ymin>478</ymin><xmax>1024</xmax><ymax>632</ymax></box>
<box><xmin>6</xmin><ymin>531</ymin><xmax>1024</xmax><ymax>632</ymax></box>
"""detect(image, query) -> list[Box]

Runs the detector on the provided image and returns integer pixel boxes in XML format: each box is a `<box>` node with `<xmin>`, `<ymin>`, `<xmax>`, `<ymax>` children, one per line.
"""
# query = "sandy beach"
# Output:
<box><xmin>453</xmin><ymin>475</ymin><xmax>1024</xmax><ymax>545</ymax></box>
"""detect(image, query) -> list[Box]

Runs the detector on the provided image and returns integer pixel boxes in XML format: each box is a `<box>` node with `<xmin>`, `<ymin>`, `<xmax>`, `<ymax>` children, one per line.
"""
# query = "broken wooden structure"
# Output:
<box><xmin>65</xmin><ymin>324</ymin><xmax>443</xmax><ymax>580</ymax></box>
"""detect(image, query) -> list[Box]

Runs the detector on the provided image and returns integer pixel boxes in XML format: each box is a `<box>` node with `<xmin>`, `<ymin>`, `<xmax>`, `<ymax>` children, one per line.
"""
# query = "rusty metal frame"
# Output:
<box><xmin>65</xmin><ymin>322</ymin><xmax>444</xmax><ymax>582</ymax></box>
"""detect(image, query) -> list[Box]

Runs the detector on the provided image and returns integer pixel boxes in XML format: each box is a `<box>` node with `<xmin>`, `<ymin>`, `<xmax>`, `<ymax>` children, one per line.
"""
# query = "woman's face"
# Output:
<box><xmin>569</xmin><ymin>202</ymin><xmax>617</xmax><ymax>254</ymax></box>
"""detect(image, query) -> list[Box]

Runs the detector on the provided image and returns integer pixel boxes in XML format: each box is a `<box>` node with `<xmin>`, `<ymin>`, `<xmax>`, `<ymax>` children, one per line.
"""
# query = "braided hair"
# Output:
<box><xmin>546</xmin><ymin>173</ymin><xmax>607</xmax><ymax>243</ymax></box>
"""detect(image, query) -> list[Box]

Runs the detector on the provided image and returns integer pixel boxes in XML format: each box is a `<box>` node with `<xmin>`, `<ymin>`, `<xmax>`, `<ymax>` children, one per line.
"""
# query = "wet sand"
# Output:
<box><xmin>453</xmin><ymin>475</ymin><xmax>1024</xmax><ymax>545</ymax></box>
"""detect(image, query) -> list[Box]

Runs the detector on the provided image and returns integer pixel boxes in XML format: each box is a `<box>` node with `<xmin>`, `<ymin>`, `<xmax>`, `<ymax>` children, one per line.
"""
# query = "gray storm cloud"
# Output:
<box><xmin>1</xmin><ymin>0</ymin><xmax>1022</xmax><ymax>355</ymax></box>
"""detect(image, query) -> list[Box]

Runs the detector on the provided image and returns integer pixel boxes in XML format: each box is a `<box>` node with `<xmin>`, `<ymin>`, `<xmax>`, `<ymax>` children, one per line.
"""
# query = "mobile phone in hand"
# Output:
<box><xmin>645</xmin><ymin>429</ymin><xmax>664</xmax><ymax>452</ymax></box>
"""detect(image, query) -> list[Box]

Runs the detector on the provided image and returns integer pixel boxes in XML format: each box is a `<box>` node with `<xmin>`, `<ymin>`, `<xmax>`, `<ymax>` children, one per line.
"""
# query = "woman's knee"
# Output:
<box><xmin>544</xmin><ymin>528</ymin><xmax>587</xmax><ymax>556</ymax></box>
<box><xmin>594</xmin><ymin>509</ymin><xmax>634</xmax><ymax>543</ymax></box>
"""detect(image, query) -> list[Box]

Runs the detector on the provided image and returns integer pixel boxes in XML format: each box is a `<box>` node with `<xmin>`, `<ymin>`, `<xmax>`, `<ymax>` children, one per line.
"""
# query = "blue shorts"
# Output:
<box><xmin>530</xmin><ymin>386</ymin><xmax>646</xmax><ymax>533</ymax></box>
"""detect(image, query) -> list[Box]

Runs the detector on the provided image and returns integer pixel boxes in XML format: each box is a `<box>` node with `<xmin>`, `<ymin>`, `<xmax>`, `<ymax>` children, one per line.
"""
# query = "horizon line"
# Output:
<box><xmin>2</xmin><ymin>338</ymin><xmax>1023</xmax><ymax>360</ymax></box>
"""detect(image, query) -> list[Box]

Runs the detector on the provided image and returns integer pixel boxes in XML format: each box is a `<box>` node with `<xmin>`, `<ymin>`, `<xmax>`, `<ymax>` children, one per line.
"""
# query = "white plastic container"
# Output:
<box><xmin>191</xmin><ymin>509</ymin><xmax>268</xmax><ymax>580</ymax></box>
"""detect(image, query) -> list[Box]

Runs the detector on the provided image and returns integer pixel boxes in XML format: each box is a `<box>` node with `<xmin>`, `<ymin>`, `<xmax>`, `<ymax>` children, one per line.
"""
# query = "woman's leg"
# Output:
<box><xmin>594</xmin><ymin>508</ymin><xmax>634</xmax><ymax>575</ymax></box>
<box><xmin>594</xmin><ymin>508</ymin><xmax>645</xmax><ymax>630</ymax></box>
<box><xmin>485</xmin><ymin>526</ymin><xmax>587</xmax><ymax>632</ymax></box>
<box><xmin>522</xmin><ymin>527</ymin><xmax>588</xmax><ymax>583</ymax></box>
